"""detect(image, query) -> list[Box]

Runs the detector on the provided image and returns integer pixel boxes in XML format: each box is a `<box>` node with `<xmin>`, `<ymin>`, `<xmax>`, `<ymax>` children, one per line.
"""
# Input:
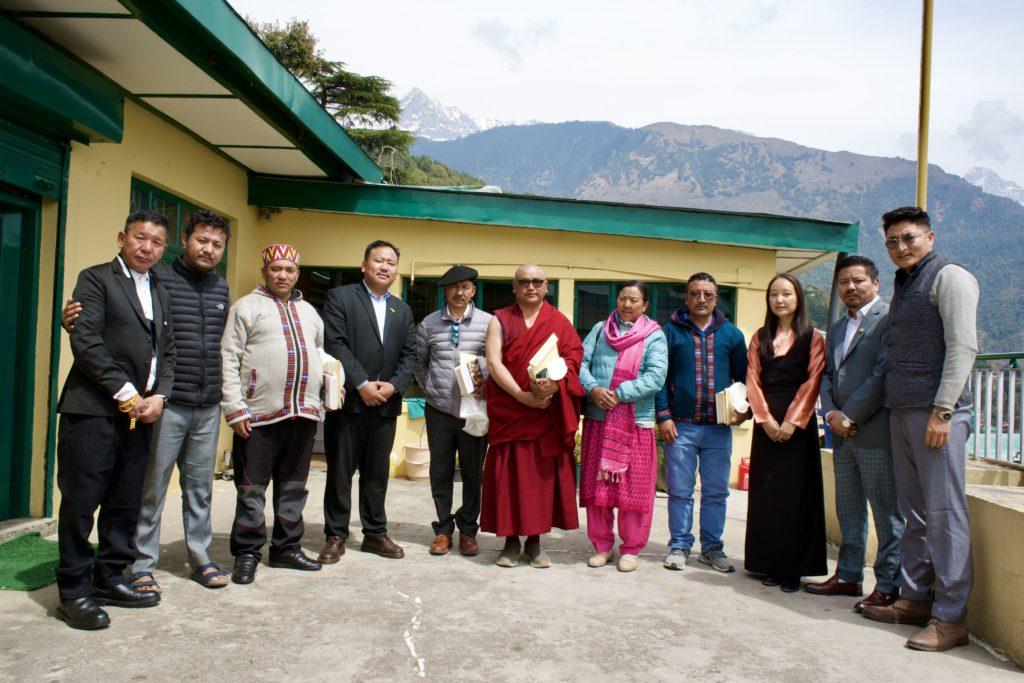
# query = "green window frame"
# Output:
<box><xmin>129</xmin><ymin>178</ymin><xmax>227</xmax><ymax>277</ymax></box>
<box><xmin>573</xmin><ymin>281</ymin><xmax>737</xmax><ymax>340</ymax></box>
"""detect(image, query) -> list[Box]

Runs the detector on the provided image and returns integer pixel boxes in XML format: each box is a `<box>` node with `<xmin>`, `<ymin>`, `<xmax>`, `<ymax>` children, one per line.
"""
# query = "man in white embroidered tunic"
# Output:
<box><xmin>220</xmin><ymin>243</ymin><xmax>339</xmax><ymax>584</ymax></box>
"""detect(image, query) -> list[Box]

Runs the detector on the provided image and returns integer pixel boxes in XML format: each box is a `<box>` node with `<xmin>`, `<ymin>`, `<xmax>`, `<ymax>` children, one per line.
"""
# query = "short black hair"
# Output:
<box><xmin>124</xmin><ymin>210</ymin><xmax>169</xmax><ymax>234</ymax></box>
<box><xmin>686</xmin><ymin>272</ymin><xmax>718</xmax><ymax>289</ymax></box>
<box><xmin>184</xmin><ymin>209</ymin><xmax>230</xmax><ymax>242</ymax></box>
<box><xmin>618</xmin><ymin>280</ymin><xmax>650</xmax><ymax>303</ymax></box>
<box><xmin>364</xmin><ymin>240</ymin><xmax>400</xmax><ymax>262</ymax></box>
<box><xmin>882</xmin><ymin>206</ymin><xmax>931</xmax><ymax>232</ymax></box>
<box><xmin>836</xmin><ymin>254</ymin><xmax>879</xmax><ymax>280</ymax></box>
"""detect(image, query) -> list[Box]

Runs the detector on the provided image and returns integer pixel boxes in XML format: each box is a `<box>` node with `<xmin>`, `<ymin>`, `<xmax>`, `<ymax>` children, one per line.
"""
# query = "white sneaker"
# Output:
<box><xmin>587</xmin><ymin>550</ymin><xmax>615</xmax><ymax>568</ymax></box>
<box><xmin>617</xmin><ymin>554</ymin><xmax>639</xmax><ymax>572</ymax></box>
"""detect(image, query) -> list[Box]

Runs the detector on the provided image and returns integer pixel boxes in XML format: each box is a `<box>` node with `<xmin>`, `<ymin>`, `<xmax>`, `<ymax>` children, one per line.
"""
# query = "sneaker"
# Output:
<box><xmin>699</xmin><ymin>548</ymin><xmax>736</xmax><ymax>573</ymax></box>
<box><xmin>663</xmin><ymin>548</ymin><xmax>689</xmax><ymax>570</ymax></box>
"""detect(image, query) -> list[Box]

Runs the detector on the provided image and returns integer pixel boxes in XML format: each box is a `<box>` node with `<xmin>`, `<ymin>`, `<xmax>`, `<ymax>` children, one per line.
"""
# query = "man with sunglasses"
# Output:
<box><xmin>860</xmin><ymin>207</ymin><xmax>979</xmax><ymax>653</ymax></box>
<box><xmin>481</xmin><ymin>265</ymin><xmax>585</xmax><ymax>568</ymax></box>
<box><xmin>413</xmin><ymin>265</ymin><xmax>492</xmax><ymax>556</ymax></box>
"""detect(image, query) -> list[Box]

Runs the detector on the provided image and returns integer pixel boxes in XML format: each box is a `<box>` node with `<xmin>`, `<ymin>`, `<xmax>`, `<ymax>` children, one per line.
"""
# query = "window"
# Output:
<box><xmin>296</xmin><ymin>267</ymin><xmax>363</xmax><ymax>311</ymax></box>
<box><xmin>573</xmin><ymin>280</ymin><xmax>737</xmax><ymax>339</ymax></box>
<box><xmin>401</xmin><ymin>277</ymin><xmax>559</xmax><ymax>325</ymax></box>
<box><xmin>129</xmin><ymin>178</ymin><xmax>227</xmax><ymax>277</ymax></box>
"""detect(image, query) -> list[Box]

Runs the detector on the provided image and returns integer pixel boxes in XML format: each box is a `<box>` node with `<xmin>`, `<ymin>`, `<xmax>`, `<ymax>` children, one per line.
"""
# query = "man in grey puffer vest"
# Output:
<box><xmin>62</xmin><ymin>209</ymin><xmax>232</xmax><ymax>592</ymax></box>
<box><xmin>413</xmin><ymin>265</ymin><xmax>491</xmax><ymax>557</ymax></box>
<box><xmin>861</xmin><ymin>207</ymin><xmax>979</xmax><ymax>653</ymax></box>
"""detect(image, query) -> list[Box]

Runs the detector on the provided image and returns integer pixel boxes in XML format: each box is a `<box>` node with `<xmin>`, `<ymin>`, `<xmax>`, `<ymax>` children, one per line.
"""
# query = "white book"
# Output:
<box><xmin>527</xmin><ymin>333</ymin><xmax>567</xmax><ymax>381</ymax></box>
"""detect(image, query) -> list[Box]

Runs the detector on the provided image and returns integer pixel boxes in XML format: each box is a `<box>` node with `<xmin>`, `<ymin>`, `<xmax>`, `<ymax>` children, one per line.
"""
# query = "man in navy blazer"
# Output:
<box><xmin>55</xmin><ymin>211</ymin><xmax>176</xmax><ymax>630</ymax></box>
<box><xmin>806</xmin><ymin>255</ymin><xmax>903</xmax><ymax>612</ymax></box>
<box><xmin>318</xmin><ymin>240</ymin><xmax>416</xmax><ymax>562</ymax></box>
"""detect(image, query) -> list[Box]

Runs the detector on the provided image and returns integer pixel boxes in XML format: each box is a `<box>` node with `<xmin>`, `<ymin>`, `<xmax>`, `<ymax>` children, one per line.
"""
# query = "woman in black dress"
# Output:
<box><xmin>743</xmin><ymin>273</ymin><xmax>827</xmax><ymax>592</ymax></box>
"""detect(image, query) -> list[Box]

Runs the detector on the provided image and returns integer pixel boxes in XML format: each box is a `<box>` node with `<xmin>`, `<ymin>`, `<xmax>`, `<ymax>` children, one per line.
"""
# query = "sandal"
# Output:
<box><xmin>131</xmin><ymin>571</ymin><xmax>162</xmax><ymax>594</ymax></box>
<box><xmin>191</xmin><ymin>562</ymin><xmax>229</xmax><ymax>589</ymax></box>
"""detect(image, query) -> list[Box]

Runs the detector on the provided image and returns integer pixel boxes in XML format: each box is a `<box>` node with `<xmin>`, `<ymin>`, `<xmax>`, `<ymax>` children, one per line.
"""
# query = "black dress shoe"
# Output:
<box><xmin>761</xmin><ymin>575</ymin><xmax>781</xmax><ymax>587</ymax></box>
<box><xmin>232</xmin><ymin>553</ymin><xmax>260</xmax><ymax>584</ymax></box>
<box><xmin>92</xmin><ymin>582</ymin><xmax>160</xmax><ymax>608</ymax></box>
<box><xmin>268</xmin><ymin>546</ymin><xmax>322</xmax><ymax>571</ymax></box>
<box><xmin>780</xmin><ymin>576</ymin><xmax>802</xmax><ymax>593</ymax></box>
<box><xmin>57</xmin><ymin>597</ymin><xmax>110</xmax><ymax>630</ymax></box>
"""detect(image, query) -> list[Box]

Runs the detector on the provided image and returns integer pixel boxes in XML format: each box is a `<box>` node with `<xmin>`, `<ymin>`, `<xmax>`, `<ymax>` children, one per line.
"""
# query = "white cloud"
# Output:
<box><xmin>956</xmin><ymin>100</ymin><xmax>1024</xmax><ymax>163</ymax></box>
<box><xmin>470</xmin><ymin>18</ymin><xmax>558</xmax><ymax>70</ymax></box>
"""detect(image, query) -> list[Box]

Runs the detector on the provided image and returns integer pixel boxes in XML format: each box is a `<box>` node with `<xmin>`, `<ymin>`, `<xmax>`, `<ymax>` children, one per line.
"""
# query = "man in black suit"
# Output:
<box><xmin>55</xmin><ymin>210</ymin><xmax>176</xmax><ymax>630</ymax></box>
<box><xmin>318</xmin><ymin>240</ymin><xmax>416</xmax><ymax>562</ymax></box>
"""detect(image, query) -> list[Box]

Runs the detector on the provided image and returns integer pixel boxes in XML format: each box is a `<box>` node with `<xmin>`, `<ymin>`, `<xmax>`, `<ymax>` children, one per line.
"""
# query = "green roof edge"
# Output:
<box><xmin>248</xmin><ymin>177</ymin><xmax>860</xmax><ymax>253</ymax></box>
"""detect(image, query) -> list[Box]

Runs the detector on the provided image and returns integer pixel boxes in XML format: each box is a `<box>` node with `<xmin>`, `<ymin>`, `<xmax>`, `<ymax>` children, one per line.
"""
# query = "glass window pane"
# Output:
<box><xmin>151</xmin><ymin>197</ymin><xmax>180</xmax><ymax>244</ymax></box>
<box><xmin>297</xmin><ymin>267</ymin><xmax>363</xmax><ymax>311</ymax></box>
<box><xmin>481</xmin><ymin>280</ymin><xmax>517</xmax><ymax>313</ymax></box>
<box><xmin>406</xmin><ymin>279</ymin><xmax>439</xmax><ymax>325</ymax></box>
<box><xmin>575</xmin><ymin>282</ymin><xmax>612</xmax><ymax>339</ymax></box>
<box><xmin>129</xmin><ymin>185</ymin><xmax>146</xmax><ymax>212</ymax></box>
<box><xmin>717</xmin><ymin>285</ymin><xmax>737</xmax><ymax>321</ymax></box>
<box><xmin>653</xmin><ymin>283</ymin><xmax>686</xmax><ymax>325</ymax></box>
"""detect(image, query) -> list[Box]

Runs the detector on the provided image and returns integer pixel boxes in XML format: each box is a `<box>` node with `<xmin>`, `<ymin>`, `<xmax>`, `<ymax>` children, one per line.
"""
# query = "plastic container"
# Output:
<box><xmin>737</xmin><ymin>457</ymin><xmax>750</xmax><ymax>491</ymax></box>
<box><xmin>403</xmin><ymin>444</ymin><xmax>431</xmax><ymax>481</ymax></box>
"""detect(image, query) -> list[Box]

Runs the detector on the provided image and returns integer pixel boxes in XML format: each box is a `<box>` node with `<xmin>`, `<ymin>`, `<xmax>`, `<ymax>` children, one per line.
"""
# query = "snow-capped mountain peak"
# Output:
<box><xmin>399</xmin><ymin>88</ymin><xmax>523</xmax><ymax>141</ymax></box>
<box><xmin>964</xmin><ymin>167</ymin><xmax>1024</xmax><ymax>206</ymax></box>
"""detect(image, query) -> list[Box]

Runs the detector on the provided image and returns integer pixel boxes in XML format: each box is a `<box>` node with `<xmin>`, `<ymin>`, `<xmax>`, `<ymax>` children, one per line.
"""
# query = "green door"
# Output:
<box><xmin>0</xmin><ymin>196</ymin><xmax>38</xmax><ymax>520</ymax></box>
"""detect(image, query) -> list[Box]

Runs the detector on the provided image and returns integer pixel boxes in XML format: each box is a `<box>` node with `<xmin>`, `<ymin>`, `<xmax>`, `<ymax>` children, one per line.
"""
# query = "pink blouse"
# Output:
<box><xmin>746</xmin><ymin>328</ymin><xmax>825</xmax><ymax>429</ymax></box>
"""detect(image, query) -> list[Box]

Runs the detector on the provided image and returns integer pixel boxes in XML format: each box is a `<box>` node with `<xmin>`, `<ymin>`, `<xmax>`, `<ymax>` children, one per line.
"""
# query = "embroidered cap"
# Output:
<box><xmin>261</xmin><ymin>243</ymin><xmax>300</xmax><ymax>267</ymax></box>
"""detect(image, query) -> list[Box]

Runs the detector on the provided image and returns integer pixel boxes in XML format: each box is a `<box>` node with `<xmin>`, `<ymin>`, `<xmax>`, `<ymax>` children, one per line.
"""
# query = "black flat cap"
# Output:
<box><xmin>437</xmin><ymin>265</ymin><xmax>478</xmax><ymax>287</ymax></box>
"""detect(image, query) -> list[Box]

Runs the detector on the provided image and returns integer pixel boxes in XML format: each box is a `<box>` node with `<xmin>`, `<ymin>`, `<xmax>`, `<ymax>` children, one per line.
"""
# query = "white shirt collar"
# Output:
<box><xmin>116</xmin><ymin>255</ymin><xmax>150</xmax><ymax>281</ymax></box>
<box><xmin>847</xmin><ymin>295</ymin><xmax>880</xmax><ymax>321</ymax></box>
<box><xmin>363</xmin><ymin>280</ymin><xmax>390</xmax><ymax>302</ymax></box>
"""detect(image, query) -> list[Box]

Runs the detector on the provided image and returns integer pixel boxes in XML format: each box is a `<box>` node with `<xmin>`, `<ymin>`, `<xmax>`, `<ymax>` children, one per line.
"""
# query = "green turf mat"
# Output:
<box><xmin>0</xmin><ymin>532</ymin><xmax>60</xmax><ymax>591</ymax></box>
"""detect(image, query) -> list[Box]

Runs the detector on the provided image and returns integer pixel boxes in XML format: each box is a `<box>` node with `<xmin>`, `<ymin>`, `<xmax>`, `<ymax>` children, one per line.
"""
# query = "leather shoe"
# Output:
<box><xmin>361</xmin><ymin>534</ymin><xmax>405</xmax><ymax>559</ymax></box>
<box><xmin>855</xmin><ymin>588</ymin><xmax>899</xmax><ymax>613</ymax></box>
<box><xmin>57</xmin><ymin>597</ymin><xmax>110</xmax><ymax>630</ymax></box>
<box><xmin>232</xmin><ymin>553</ymin><xmax>259</xmax><ymax>584</ymax></box>
<box><xmin>458</xmin><ymin>532</ymin><xmax>480</xmax><ymax>557</ymax></box>
<box><xmin>804</xmin><ymin>573</ymin><xmax>863</xmax><ymax>597</ymax></box>
<box><xmin>906</xmin><ymin>618</ymin><xmax>969</xmax><ymax>651</ymax></box>
<box><xmin>862</xmin><ymin>597</ymin><xmax>932</xmax><ymax>626</ymax></box>
<box><xmin>318</xmin><ymin>536</ymin><xmax>346</xmax><ymax>564</ymax></box>
<box><xmin>429</xmin><ymin>533</ymin><xmax>452</xmax><ymax>555</ymax></box>
<box><xmin>92</xmin><ymin>582</ymin><xmax>160</xmax><ymax>608</ymax></box>
<box><xmin>269</xmin><ymin>546</ymin><xmax>322</xmax><ymax>571</ymax></box>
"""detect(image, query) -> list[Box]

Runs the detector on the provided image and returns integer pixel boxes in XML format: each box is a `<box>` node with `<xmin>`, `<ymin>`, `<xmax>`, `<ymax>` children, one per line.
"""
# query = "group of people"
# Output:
<box><xmin>52</xmin><ymin>204</ymin><xmax>978</xmax><ymax>654</ymax></box>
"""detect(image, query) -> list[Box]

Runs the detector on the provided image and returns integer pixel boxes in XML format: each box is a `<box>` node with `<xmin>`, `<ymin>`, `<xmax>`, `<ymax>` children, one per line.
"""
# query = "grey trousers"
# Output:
<box><xmin>833</xmin><ymin>443</ymin><xmax>904</xmax><ymax>593</ymax></box>
<box><xmin>132</xmin><ymin>403</ymin><xmax>221</xmax><ymax>575</ymax></box>
<box><xmin>890</xmin><ymin>407</ymin><xmax>974</xmax><ymax>623</ymax></box>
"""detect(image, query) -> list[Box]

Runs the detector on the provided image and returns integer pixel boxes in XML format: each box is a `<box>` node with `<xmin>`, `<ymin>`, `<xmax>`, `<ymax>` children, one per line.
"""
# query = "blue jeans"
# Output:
<box><xmin>665</xmin><ymin>422</ymin><xmax>732</xmax><ymax>551</ymax></box>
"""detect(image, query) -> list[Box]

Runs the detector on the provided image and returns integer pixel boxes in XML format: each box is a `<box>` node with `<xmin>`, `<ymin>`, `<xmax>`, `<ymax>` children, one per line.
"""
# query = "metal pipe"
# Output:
<box><xmin>916</xmin><ymin>0</ymin><xmax>935</xmax><ymax>209</ymax></box>
<box><xmin>996</xmin><ymin>370</ymin><xmax>1005</xmax><ymax>461</ymax></box>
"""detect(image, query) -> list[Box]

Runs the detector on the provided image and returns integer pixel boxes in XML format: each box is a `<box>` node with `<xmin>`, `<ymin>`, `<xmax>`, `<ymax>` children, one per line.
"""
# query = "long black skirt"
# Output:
<box><xmin>743</xmin><ymin>400</ymin><xmax>827</xmax><ymax>578</ymax></box>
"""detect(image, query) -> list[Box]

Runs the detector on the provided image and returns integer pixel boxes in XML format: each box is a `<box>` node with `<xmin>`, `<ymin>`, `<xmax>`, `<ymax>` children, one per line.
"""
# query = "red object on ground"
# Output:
<box><xmin>737</xmin><ymin>457</ymin><xmax>750</xmax><ymax>491</ymax></box>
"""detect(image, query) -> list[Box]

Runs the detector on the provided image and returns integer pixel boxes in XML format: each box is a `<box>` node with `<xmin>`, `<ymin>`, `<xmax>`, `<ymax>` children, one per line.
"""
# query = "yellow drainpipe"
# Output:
<box><xmin>916</xmin><ymin>0</ymin><xmax>934</xmax><ymax>209</ymax></box>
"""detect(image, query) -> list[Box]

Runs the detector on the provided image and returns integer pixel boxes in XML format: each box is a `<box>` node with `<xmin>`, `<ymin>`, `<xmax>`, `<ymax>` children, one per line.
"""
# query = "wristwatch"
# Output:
<box><xmin>841</xmin><ymin>417</ymin><xmax>853</xmax><ymax>429</ymax></box>
<box><xmin>934</xmin><ymin>407</ymin><xmax>953</xmax><ymax>422</ymax></box>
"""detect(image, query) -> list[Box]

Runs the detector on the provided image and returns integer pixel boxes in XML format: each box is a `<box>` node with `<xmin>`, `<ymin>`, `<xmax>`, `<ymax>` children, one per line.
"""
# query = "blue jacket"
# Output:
<box><xmin>655</xmin><ymin>308</ymin><xmax>748</xmax><ymax>424</ymax></box>
<box><xmin>579</xmin><ymin>316</ymin><xmax>668</xmax><ymax>425</ymax></box>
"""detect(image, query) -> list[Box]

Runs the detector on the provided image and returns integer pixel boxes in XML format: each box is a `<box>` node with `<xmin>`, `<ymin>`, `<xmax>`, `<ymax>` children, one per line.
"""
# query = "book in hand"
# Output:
<box><xmin>322</xmin><ymin>358</ymin><xmax>345</xmax><ymax>411</ymax></box>
<box><xmin>715</xmin><ymin>382</ymin><xmax>749</xmax><ymax>425</ymax></box>
<box><xmin>527</xmin><ymin>333</ymin><xmax>568</xmax><ymax>381</ymax></box>
<box><xmin>455</xmin><ymin>354</ymin><xmax>487</xmax><ymax>397</ymax></box>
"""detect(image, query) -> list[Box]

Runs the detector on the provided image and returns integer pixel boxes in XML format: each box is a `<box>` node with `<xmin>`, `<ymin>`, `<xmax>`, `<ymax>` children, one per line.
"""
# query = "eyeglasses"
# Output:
<box><xmin>516</xmin><ymin>279</ymin><xmax>546</xmax><ymax>288</ymax></box>
<box><xmin>450</xmin><ymin>321</ymin><xmax>460</xmax><ymax>347</ymax></box>
<box><xmin>884</xmin><ymin>232</ymin><xmax>926</xmax><ymax>250</ymax></box>
<box><xmin>686</xmin><ymin>291</ymin><xmax>716</xmax><ymax>300</ymax></box>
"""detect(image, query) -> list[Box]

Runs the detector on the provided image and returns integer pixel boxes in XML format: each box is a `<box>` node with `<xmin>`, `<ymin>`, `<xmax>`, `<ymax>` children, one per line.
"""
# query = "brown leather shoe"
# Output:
<box><xmin>458</xmin><ymin>532</ymin><xmax>480</xmax><ymax>557</ymax></box>
<box><xmin>906</xmin><ymin>619</ymin><xmax>969</xmax><ymax>652</ymax></box>
<box><xmin>318</xmin><ymin>536</ymin><xmax>346</xmax><ymax>564</ymax></box>
<box><xmin>804</xmin><ymin>573</ymin><xmax>863</xmax><ymax>597</ymax></box>
<box><xmin>862</xmin><ymin>597</ymin><xmax>932</xmax><ymax>626</ymax></box>
<box><xmin>360</xmin><ymin>533</ymin><xmax>405</xmax><ymax>559</ymax></box>
<box><xmin>855</xmin><ymin>588</ymin><xmax>899</xmax><ymax>613</ymax></box>
<box><xmin>429</xmin><ymin>534</ymin><xmax>452</xmax><ymax>556</ymax></box>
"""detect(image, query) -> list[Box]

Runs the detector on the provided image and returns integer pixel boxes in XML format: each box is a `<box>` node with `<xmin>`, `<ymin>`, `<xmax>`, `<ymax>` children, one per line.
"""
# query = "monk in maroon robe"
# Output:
<box><xmin>481</xmin><ymin>265</ymin><xmax>584</xmax><ymax>568</ymax></box>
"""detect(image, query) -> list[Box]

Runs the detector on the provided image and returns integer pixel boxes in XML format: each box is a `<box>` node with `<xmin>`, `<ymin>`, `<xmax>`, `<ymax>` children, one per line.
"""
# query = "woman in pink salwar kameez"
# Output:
<box><xmin>578</xmin><ymin>282</ymin><xmax>669</xmax><ymax>572</ymax></box>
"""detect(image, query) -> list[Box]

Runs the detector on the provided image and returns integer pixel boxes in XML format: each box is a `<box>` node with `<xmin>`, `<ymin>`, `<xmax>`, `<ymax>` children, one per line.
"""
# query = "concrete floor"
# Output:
<box><xmin>0</xmin><ymin>468</ymin><xmax>1019</xmax><ymax>681</ymax></box>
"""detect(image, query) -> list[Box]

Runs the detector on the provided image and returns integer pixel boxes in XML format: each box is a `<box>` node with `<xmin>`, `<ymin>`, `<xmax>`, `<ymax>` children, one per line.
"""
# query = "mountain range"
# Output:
<box><xmin>399</xmin><ymin>88</ymin><xmax>539</xmax><ymax>141</ymax></box>
<box><xmin>407</xmin><ymin>103</ymin><xmax>1024</xmax><ymax>352</ymax></box>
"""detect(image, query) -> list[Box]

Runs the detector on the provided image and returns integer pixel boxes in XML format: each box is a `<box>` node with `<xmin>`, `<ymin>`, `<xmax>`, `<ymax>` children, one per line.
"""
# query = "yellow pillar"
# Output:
<box><xmin>558</xmin><ymin>277</ymin><xmax>575</xmax><ymax>324</ymax></box>
<box><xmin>916</xmin><ymin>0</ymin><xmax>934</xmax><ymax>209</ymax></box>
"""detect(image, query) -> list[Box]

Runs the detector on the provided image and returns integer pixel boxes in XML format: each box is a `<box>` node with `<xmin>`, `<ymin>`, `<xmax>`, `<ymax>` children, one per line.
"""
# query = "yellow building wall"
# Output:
<box><xmin>264</xmin><ymin>209</ymin><xmax>777</xmax><ymax>482</ymax></box>
<box><xmin>35</xmin><ymin>100</ymin><xmax>261</xmax><ymax>515</ymax></box>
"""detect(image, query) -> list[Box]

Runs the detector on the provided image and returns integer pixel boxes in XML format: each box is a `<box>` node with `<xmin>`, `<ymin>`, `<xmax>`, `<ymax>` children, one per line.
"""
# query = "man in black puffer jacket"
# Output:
<box><xmin>64</xmin><ymin>210</ymin><xmax>232</xmax><ymax>592</ymax></box>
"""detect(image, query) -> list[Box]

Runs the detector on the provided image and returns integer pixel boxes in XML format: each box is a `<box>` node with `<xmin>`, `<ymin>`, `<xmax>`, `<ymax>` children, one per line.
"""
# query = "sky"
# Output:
<box><xmin>230</xmin><ymin>0</ymin><xmax>1024</xmax><ymax>185</ymax></box>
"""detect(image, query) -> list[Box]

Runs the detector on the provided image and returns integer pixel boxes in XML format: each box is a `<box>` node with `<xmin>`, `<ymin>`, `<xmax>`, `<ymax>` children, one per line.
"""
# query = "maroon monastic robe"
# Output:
<box><xmin>480</xmin><ymin>302</ymin><xmax>584</xmax><ymax>536</ymax></box>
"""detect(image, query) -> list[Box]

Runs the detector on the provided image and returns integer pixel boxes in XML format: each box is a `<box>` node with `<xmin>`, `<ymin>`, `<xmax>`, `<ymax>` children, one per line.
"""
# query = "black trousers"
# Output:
<box><xmin>230</xmin><ymin>418</ymin><xmax>317</xmax><ymax>558</ymax></box>
<box><xmin>322</xmin><ymin>410</ymin><xmax>396</xmax><ymax>540</ymax></box>
<box><xmin>56</xmin><ymin>414</ymin><xmax>152</xmax><ymax>600</ymax></box>
<box><xmin>425</xmin><ymin>404</ymin><xmax>487</xmax><ymax>536</ymax></box>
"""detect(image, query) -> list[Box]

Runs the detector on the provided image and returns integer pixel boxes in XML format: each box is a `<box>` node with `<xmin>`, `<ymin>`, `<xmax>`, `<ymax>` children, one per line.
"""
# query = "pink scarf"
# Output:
<box><xmin>598</xmin><ymin>312</ymin><xmax>661</xmax><ymax>481</ymax></box>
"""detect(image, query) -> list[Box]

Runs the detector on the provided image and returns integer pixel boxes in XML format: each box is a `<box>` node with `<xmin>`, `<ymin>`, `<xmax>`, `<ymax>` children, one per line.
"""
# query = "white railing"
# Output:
<box><xmin>969</xmin><ymin>353</ymin><xmax>1024</xmax><ymax>465</ymax></box>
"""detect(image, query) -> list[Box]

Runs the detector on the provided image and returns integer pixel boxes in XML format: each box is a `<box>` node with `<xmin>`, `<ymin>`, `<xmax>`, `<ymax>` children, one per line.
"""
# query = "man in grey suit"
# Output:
<box><xmin>806</xmin><ymin>255</ymin><xmax>903</xmax><ymax>613</ymax></box>
<box><xmin>318</xmin><ymin>240</ymin><xmax>417</xmax><ymax>562</ymax></box>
